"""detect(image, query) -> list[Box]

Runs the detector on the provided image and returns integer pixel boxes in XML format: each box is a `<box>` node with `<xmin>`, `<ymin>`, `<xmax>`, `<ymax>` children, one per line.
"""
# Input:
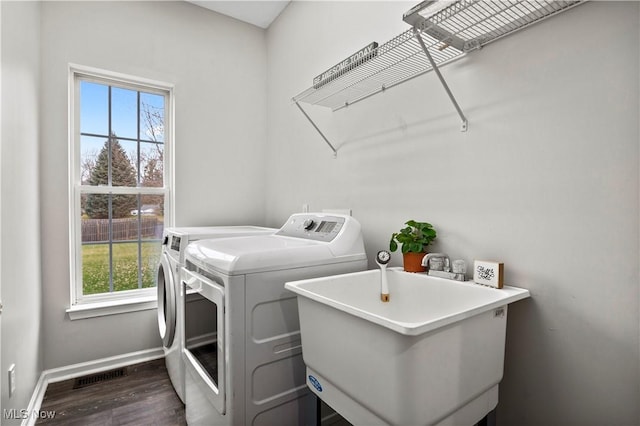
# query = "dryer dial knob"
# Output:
<box><xmin>303</xmin><ymin>219</ymin><xmax>316</xmax><ymax>230</ymax></box>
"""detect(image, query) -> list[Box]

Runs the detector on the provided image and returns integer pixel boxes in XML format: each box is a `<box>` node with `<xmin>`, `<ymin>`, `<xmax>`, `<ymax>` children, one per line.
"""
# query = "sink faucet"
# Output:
<box><xmin>422</xmin><ymin>253</ymin><xmax>451</xmax><ymax>272</ymax></box>
<box><xmin>422</xmin><ymin>253</ymin><xmax>466</xmax><ymax>281</ymax></box>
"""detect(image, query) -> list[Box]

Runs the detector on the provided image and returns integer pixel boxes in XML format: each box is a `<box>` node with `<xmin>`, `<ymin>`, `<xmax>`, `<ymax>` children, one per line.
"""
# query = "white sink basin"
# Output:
<box><xmin>285</xmin><ymin>268</ymin><xmax>530</xmax><ymax>426</ymax></box>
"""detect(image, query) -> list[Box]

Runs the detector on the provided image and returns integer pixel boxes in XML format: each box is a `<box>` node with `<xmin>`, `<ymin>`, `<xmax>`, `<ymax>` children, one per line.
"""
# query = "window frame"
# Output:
<box><xmin>67</xmin><ymin>64</ymin><xmax>174</xmax><ymax>318</ymax></box>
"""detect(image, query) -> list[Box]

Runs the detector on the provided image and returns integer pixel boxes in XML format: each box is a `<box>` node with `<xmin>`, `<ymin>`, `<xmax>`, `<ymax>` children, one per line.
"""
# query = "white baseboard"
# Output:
<box><xmin>22</xmin><ymin>347</ymin><xmax>164</xmax><ymax>426</ymax></box>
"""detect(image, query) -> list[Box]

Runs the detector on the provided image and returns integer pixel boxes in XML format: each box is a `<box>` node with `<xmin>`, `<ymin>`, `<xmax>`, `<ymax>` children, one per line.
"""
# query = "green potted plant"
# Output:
<box><xmin>389</xmin><ymin>220</ymin><xmax>437</xmax><ymax>272</ymax></box>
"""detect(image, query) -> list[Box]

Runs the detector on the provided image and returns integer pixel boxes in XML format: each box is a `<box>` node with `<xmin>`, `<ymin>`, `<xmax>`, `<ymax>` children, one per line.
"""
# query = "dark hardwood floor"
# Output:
<box><xmin>35</xmin><ymin>357</ymin><xmax>492</xmax><ymax>426</ymax></box>
<box><xmin>36</xmin><ymin>358</ymin><xmax>186</xmax><ymax>425</ymax></box>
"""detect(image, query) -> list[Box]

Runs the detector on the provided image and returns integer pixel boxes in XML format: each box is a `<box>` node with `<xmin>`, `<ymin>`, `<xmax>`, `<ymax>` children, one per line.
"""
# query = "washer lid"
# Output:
<box><xmin>164</xmin><ymin>226</ymin><xmax>277</xmax><ymax>262</ymax></box>
<box><xmin>185</xmin><ymin>235</ymin><xmax>365</xmax><ymax>275</ymax></box>
<box><xmin>165</xmin><ymin>226</ymin><xmax>276</xmax><ymax>241</ymax></box>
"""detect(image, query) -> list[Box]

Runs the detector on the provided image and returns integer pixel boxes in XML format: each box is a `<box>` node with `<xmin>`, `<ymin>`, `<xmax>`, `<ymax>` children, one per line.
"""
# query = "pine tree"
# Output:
<box><xmin>85</xmin><ymin>134</ymin><xmax>137</xmax><ymax>219</ymax></box>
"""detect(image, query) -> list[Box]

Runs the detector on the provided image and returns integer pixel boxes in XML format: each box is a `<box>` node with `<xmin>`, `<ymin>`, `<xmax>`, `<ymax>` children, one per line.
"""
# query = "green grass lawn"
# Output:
<box><xmin>82</xmin><ymin>241</ymin><xmax>162</xmax><ymax>295</ymax></box>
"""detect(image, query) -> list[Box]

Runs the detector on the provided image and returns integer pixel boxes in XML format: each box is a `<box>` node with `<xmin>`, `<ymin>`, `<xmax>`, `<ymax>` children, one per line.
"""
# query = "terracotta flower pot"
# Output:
<box><xmin>403</xmin><ymin>252</ymin><xmax>426</xmax><ymax>273</ymax></box>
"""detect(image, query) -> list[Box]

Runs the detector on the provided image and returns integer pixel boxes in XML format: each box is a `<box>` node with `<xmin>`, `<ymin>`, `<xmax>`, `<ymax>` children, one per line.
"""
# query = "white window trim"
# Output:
<box><xmin>66</xmin><ymin>293</ymin><xmax>158</xmax><ymax>320</ymax></box>
<box><xmin>67</xmin><ymin>64</ymin><xmax>175</xmax><ymax>319</ymax></box>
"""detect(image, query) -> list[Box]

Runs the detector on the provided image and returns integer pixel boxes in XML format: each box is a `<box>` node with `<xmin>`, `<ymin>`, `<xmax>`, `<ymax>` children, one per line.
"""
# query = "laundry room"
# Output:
<box><xmin>1</xmin><ymin>1</ymin><xmax>638</xmax><ymax>426</ymax></box>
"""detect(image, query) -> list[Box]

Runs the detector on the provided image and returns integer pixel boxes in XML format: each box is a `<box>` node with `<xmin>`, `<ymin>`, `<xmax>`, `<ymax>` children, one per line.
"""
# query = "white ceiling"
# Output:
<box><xmin>186</xmin><ymin>1</ymin><xmax>291</xmax><ymax>29</ymax></box>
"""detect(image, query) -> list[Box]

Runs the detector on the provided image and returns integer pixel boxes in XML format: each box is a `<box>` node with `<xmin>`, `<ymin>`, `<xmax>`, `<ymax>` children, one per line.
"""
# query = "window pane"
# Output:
<box><xmin>111</xmin><ymin>87</ymin><xmax>138</xmax><ymax>140</ymax></box>
<box><xmin>118</xmin><ymin>139</ymin><xmax>140</xmax><ymax>186</ymax></box>
<box><xmin>140</xmin><ymin>194</ymin><xmax>164</xmax><ymax>238</ymax></box>
<box><xmin>113</xmin><ymin>194</ymin><xmax>138</xmax><ymax>221</ymax></box>
<box><xmin>139</xmin><ymin>194</ymin><xmax>164</xmax><ymax>289</ymax></box>
<box><xmin>111</xmin><ymin>213</ymin><xmax>140</xmax><ymax>290</ymax></box>
<box><xmin>82</xmin><ymin>242</ymin><xmax>110</xmax><ymax>295</ymax></box>
<box><xmin>130</xmin><ymin>194</ymin><xmax>161</xmax><ymax>218</ymax></box>
<box><xmin>83</xmin><ymin>192</ymin><xmax>110</xmax><ymax>219</ymax></box>
<box><xmin>113</xmin><ymin>241</ymin><xmax>140</xmax><ymax>292</ymax></box>
<box><xmin>140</xmin><ymin>142</ymin><xmax>163</xmax><ymax>187</ymax></box>
<box><xmin>110</xmin><ymin>137</ymin><xmax>137</xmax><ymax>187</ymax></box>
<box><xmin>140</xmin><ymin>92</ymin><xmax>165</xmax><ymax>142</ymax></box>
<box><xmin>80</xmin><ymin>81</ymin><xmax>108</xmax><ymax>136</ymax></box>
<box><xmin>81</xmin><ymin>135</ymin><xmax>108</xmax><ymax>186</ymax></box>
<box><xmin>81</xmin><ymin>211</ymin><xmax>110</xmax><ymax>295</ymax></box>
<box><xmin>141</xmin><ymin>241</ymin><xmax>162</xmax><ymax>289</ymax></box>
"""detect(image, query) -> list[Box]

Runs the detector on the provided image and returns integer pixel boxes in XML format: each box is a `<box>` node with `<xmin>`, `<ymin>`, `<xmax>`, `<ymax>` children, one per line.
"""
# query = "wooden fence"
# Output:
<box><xmin>81</xmin><ymin>217</ymin><xmax>161</xmax><ymax>243</ymax></box>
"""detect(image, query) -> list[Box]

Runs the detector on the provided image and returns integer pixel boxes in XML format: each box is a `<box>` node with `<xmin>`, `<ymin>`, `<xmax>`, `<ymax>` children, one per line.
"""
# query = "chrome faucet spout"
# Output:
<box><xmin>421</xmin><ymin>253</ymin><xmax>451</xmax><ymax>271</ymax></box>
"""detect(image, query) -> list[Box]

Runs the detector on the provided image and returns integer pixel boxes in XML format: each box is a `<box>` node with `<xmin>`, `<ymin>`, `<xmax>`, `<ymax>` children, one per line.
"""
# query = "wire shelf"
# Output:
<box><xmin>293</xmin><ymin>0</ymin><xmax>584</xmax><ymax>111</ymax></box>
<box><xmin>293</xmin><ymin>28</ymin><xmax>464</xmax><ymax>111</ymax></box>
<box><xmin>404</xmin><ymin>0</ymin><xmax>584</xmax><ymax>52</ymax></box>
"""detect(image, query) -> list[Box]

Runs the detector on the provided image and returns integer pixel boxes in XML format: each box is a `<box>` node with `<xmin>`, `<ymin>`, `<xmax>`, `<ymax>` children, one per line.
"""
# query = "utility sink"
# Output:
<box><xmin>284</xmin><ymin>268</ymin><xmax>530</xmax><ymax>426</ymax></box>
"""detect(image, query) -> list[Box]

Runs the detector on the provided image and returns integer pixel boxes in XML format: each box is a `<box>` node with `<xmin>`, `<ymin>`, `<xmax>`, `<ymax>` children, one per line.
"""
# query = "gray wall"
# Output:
<box><xmin>39</xmin><ymin>1</ymin><xmax>267</xmax><ymax>369</ymax></box>
<box><xmin>2</xmin><ymin>2</ymin><xmax>639</xmax><ymax>425</ymax></box>
<box><xmin>1</xmin><ymin>1</ymin><xmax>43</xmax><ymax>421</ymax></box>
<box><xmin>265</xmin><ymin>2</ymin><xmax>639</xmax><ymax>425</ymax></box>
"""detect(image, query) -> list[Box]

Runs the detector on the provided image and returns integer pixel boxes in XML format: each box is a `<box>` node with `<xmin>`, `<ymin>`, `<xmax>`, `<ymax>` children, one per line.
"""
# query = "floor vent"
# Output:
<box><xmin>73</xmin><ymin>367</ymin><xmax>128</xmax><ymax>389</ymax></box>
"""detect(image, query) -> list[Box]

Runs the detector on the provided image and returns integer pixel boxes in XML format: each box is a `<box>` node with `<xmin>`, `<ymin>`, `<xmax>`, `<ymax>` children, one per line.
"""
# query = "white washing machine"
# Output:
<box><xmin>157</xmin><ymin>226</ymin><xmax>276</xmax><ymax>403</ymax></box>
<box><xmin>181</xmin><ymin>213</ymin><xmax>367</xmax><ymax>425</ymax></box>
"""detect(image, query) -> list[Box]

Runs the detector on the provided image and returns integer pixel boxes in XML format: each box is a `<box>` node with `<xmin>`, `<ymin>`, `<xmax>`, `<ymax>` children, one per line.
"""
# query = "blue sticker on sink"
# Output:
<box><xmin>308</xmin><ymin>375</ymin><xmax>323</xmax><ymax>392</ymax></box>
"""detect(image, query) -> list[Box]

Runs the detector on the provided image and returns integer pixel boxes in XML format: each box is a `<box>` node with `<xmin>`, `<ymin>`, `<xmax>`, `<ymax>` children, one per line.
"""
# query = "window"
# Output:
<box><xmin>68</xmin><ymin>65</ymin><xmax>173</xmax><ymax>315</ymax></box>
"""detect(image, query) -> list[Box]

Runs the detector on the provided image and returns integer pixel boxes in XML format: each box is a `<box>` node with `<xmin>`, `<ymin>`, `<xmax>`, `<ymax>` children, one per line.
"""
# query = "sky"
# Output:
<box><xmin>80</xmin><ymin>81</ymin><xmax>165</xmax><ymax>184</ymax></box>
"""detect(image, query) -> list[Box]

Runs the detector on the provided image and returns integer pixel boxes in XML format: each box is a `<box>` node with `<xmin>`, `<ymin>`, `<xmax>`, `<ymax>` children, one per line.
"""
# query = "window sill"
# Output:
<box><xmin>66</xmin><ymin>295</ymin><xmax>157</xmax><ymax>320</ymax></box>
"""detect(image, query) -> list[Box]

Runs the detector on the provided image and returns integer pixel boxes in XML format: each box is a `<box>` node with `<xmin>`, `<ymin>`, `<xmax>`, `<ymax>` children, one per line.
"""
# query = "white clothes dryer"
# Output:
<box><xmin>181</xmin><ymin>213</ymin><xmax>367</xmax><ymax>425</ymax></box>
<box><xmin>157</xmin><ymin>226</ymin><xmax>275</xmax><ymax>403</ymax></box>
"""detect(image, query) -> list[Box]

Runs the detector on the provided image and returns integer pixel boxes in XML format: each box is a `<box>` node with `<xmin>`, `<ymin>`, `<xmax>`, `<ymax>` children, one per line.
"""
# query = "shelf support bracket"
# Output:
<box><xmin>413</xmin><ymin>28</ymin><xmax>468</xmax><ymax>132</ymax></box>
<box><xmin>294</xmin><ymin>100</ymin><xmax>338</xmax><ymax>158</ymax></box>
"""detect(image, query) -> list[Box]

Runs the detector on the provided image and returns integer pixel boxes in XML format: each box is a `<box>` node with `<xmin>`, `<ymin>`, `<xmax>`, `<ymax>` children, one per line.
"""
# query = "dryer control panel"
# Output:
<box><xmin>276</xmin><ymin>214</ymin><xmax>345</xmax><ymax>242</ymax></box>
